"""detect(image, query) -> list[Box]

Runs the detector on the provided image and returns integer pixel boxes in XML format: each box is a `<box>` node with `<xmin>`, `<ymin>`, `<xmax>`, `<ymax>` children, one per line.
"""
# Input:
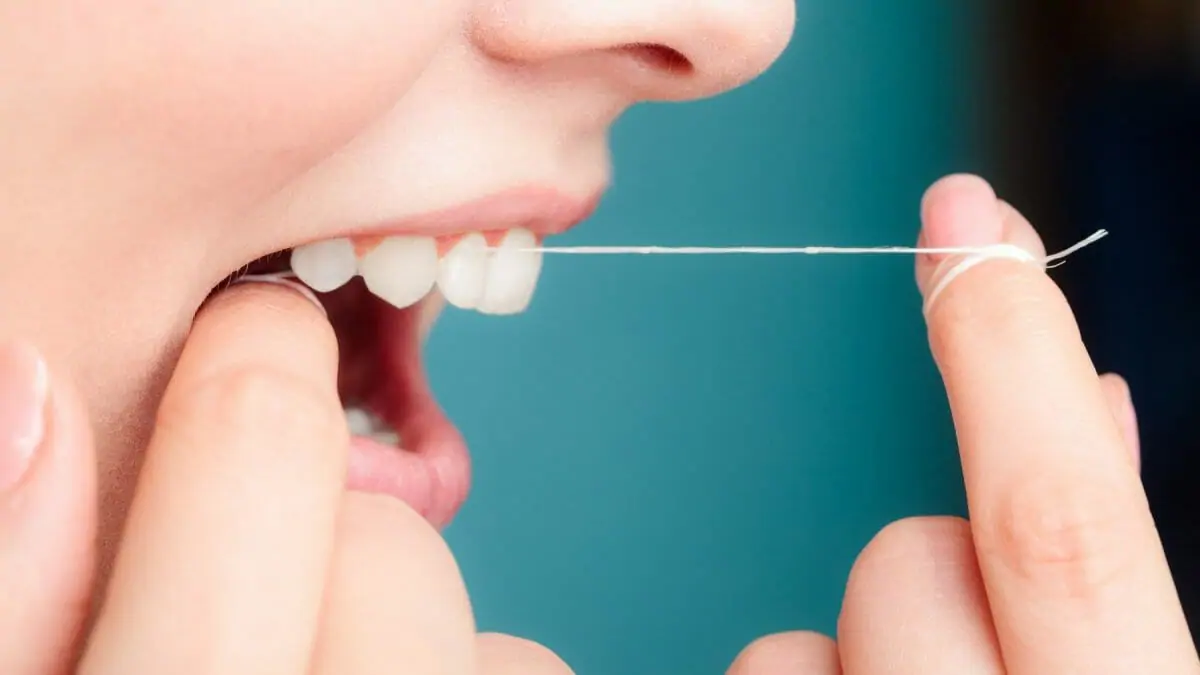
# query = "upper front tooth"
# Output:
<box><xmin>436</xmin><ymin>233</ymin><xmax>488</xmax><ymax>310</ymax></box>
<box><xmin>477</xmin><ymin>228</ymin><xmax>543</xmax><ymax>315</ymax></box>
<box><xmin>358</xmin><ymin>236</ymin><xmax>438</xmax><ymax>310</ymax></box>
<box><xmin>289</xmin><ymin>238</ymin><xmax>357</xmax><ymax>293</ymax></box>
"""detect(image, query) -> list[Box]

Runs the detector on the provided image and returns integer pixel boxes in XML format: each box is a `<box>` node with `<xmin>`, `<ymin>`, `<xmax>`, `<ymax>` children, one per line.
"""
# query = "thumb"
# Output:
<box><xmin>0</xmin><ymin>340</ymin><xmax>98</xmax><ymax>674</ymax></box>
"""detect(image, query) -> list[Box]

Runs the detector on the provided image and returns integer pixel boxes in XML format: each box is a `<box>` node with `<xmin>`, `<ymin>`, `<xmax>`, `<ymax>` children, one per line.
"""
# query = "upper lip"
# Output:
<box><xmin>217</xmin><ymin>184</ymin><xmax>605</xmax><ymax>291</ymax></box>
<box><xmin>334</xmin><ymin>185</ymin><xmax>604</xmax><ymax>244</ymax></box>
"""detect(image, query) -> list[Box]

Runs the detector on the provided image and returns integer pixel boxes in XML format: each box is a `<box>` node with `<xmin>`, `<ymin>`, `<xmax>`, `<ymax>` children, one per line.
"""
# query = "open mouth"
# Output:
<box><xmin>221</xmin><ymin>251</ymin><xmax>466</xmax><ymax>528</ymax></box>
<box><xmin>214</xmin><ymin>187</ymin><xmax>601</xmax><ymax>529</ymax></box>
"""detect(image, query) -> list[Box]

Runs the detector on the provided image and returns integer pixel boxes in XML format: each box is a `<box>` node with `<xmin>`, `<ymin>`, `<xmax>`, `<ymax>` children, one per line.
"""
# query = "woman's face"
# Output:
<box><xmin>0</xmin><ymin>0</ymin><xmax>794</xmax><ymax>556</ymax></box>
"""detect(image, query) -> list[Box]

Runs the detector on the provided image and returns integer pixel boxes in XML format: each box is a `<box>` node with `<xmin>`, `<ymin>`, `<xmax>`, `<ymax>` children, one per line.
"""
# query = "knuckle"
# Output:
<box><xmin>163</xmin><ymin>365</ymin><xmax>343</xmax><ymax>449</ymax></box>
<box><xmin>977</xmin><ymin>471</ymin><xmax>1139</xmax><ymax>599</ymax></box>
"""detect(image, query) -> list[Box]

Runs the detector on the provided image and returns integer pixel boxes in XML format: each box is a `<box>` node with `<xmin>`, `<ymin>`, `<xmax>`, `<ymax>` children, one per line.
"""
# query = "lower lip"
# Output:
<box><xmin>345</xmin><ymin>435</ymin><xmax>446</xmax><ymax>527</ymax></box>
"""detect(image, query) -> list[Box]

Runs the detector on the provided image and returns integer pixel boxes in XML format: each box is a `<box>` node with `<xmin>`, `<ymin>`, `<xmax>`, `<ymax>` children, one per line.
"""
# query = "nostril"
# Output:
<box><xmin>619</xmin><ymin>43</ymin><xmax>694</xmax><ymax>76</ymax></box>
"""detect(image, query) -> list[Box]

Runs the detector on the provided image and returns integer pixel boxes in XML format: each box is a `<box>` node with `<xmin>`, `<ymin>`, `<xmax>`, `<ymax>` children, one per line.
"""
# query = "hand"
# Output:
<box><xmin>728</xmin><ymin>175</ymin><xmax>1197</xmax><ymax>674</ymax></box>
<box><xmin>0</xmin><ymin>281</ymin><xmax>572</xmax><ymax>674</ymax></box>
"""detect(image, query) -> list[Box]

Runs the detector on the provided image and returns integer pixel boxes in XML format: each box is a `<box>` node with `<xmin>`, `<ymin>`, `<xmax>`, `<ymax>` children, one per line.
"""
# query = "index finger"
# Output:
<box><xmin>83</xmin><ymin>279</ymin><xmax>346</xmax><ymax>675</ymax></box>
<box><xmin>917</xmin><ymin>175</ymin><xmax>1197</xmax><ymax>674</ymax></box>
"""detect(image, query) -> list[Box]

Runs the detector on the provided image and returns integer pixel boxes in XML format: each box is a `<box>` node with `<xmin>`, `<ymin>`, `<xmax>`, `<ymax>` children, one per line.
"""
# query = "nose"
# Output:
<box><xmin>469</xmin><ymin>0</ymin><xmax>797</xmax><ymax>101</ymax></box>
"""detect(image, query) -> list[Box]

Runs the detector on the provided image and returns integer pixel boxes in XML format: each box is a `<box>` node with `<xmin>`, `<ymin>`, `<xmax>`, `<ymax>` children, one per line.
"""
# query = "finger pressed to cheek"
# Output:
<box><xmin>84</xmin><ymin>281</ymin><xmax>347</xmax><ymax>675</ymax></box>
<box><xmin>187</xmin><ymin>280</ymin><xmax>338</xmax><ymax>384</ymax></box>
<box><xmin>230</xmin><ymin>275</ymin><xmax>328</xmax><ymax>317</ymax></box>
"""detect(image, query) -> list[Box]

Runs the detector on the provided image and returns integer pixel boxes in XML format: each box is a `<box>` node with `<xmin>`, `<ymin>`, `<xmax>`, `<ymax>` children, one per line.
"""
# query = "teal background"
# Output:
<box><xmin>429</xmin><ymin>3</ymin><xmax>982</xmax><ymax>673</ymax></box>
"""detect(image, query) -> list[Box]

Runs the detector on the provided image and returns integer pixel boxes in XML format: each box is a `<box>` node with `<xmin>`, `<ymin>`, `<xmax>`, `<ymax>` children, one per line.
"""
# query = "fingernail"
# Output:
<box><xmin>231</xmin><ymin>274</ymin><xmax>327</xmax><ymax>317</ymax></box>
<box><xmin>917</xmin><ymin>177</ymin><xmax>1008</xmax><ymax>299</ymax></box>
<box><xmin>919</xmin><ymin>175</ymin><xmax>1006</xmax><ymax>263</ymax></box>
<box><xmin>1108</xmin><ymin>378</ymin><xmax>1141</xmax><ymax>468</ymax></box>
<box><xmin>0</xmin><ymin>340</ymin><xmax>49</xmax><ymax>493</ymax></box>
<box><xmin>1125</xmin><ymin>398</ymin><xmax>1141</xmax><ymax>471</ymax></box>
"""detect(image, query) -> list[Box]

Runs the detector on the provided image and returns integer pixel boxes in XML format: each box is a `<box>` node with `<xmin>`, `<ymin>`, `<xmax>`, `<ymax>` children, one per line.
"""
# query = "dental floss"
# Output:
<box><xmin>267</xmin><ymin>229</ymin><xmax>1107</xmax><ymax>282</ymax></box>
<box><xmin>922</xmin><ymin>244</ymin><xmax>1038</xmax><ymax>314</ymax></box>
<box><xmin>230</xmin><ymin>273</ymin><xmax>327</xmax><ymax>315</ymax></box>
<box><xmin>516</xmin><ymin>229</ymin><xmax>1108</xmax><ymax>263</ymax></box>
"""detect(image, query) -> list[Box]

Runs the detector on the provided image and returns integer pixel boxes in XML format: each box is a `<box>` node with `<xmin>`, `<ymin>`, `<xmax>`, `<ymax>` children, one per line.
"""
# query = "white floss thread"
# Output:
<box><xmin>519</xmin><ymin>228</ymin><xmax>1108</xmax><ymax>262</ymax></box>
<box><xmin>263</xmin><ymin>229</ymin><xmax>1108</xmax><ymax>292</ymax></box>
<box><xmin>232</xmin><ymin>273</ymin><xmax>328</xmax><ymax>316</ymax></box>
<box><xmin>921</xmin><ymin>244</ymin><xmax>1037</xmax><ymax>314</ymax></box>
<box><xmin>520</xmin><ymin>229</ymin><xmax>1109</xmax><ymax>316</ymax></box>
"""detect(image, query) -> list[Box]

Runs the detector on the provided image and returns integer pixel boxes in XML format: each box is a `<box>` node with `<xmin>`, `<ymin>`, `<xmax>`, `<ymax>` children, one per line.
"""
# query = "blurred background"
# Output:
<box><xmin>996</xmin><ymin>0</ymin><xmax>1200</xmax><ymax>640</ymax></box>
<box><xmin>425</xmin><ymin>2</ymin><xmax>1200</xmax><ymax>672</ymax></box>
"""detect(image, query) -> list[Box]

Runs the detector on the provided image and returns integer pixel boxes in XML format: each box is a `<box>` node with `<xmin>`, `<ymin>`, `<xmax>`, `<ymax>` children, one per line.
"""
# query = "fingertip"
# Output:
<box><xmin>921</xmin><ymin>173</ymin><xmax>997</xmax><ymax>210</ymax></box>
<box><xmin>199</xmin><ymin>278</ymin><xmax>330</xmax><ymax>331</ymax></box>
<box><xmin>917</xmin><ymin>192</ymin><xmax>1049</xmax><ymax>317</ymax></box>
<box><xmin>476</xmin><ymin>633</ymin><xmax>575</xmax><ymax>674</ymax></box>
<box><xmin>997</xmin><ymin>200</ymin><xmax>1048</xmax><ymax>261</ymax></box>
<box><xmin>727</xmin><ymin>632</ymin><xmax>841</xmax><ymax>675</ymax></box>
<box><xmin>1099</xmin><ymin>373</ymin><xmax>1140</xmax><ymax>470</ymax></box>
<box><xmin>915</xmin><ymin>174</ymin><xmax>1005</xmax><ymax>298</ymax></box>
<box><xmin>3</xmin><ymin>344</ymin><xmax>98</xmax><ymax>545</ymax></box>
<box><xmin>181</xmin><ymin>280</ymin><xmax>339</xmax><ymax>391</ymax></box>
<box><xmin>920</xmin><ymin>174</ymin><xmax>1003</xmax><ymax>250</ymax></box>
<box><xmin>0</xmin><ymin>344</ymin><xmax>97</xmax><ymax>674</ymax></box>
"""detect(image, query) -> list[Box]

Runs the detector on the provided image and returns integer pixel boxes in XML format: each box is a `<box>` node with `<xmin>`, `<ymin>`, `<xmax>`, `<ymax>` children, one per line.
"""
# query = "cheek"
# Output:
<box><xmin>62</xmin><ymin>0</ymin><xmax>466</xmax><ymax>186</ymax></box>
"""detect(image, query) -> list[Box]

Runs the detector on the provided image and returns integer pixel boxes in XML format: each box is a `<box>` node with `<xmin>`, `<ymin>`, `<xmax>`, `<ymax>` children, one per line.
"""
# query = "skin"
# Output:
<box><xmin>0</xmin><ymin>0</ymin><xmax>795</xmax><ymax>588</ymax></box>
<box><xmin>728</xmin><ymin>175</ymin><xmax>1194</xmax><ymax>674</ymax></box>
<box><xmin>0</xmin><ymin>1</ymin><xmax>1193</xmax><ymax>672</ymax></box>
<box><xmin>4</xmin><ymin>175</ymin><xmax>1195</xmax><ymax>673</ymax></box>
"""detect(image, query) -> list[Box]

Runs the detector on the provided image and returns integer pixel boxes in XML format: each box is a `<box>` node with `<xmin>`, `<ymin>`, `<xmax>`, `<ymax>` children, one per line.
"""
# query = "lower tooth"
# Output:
<box><xmin>343</xmin><ymin>406</ymin><xmax>400</xmax><ymax>446</ymax></box>
<box><xmin>344</xmin><ymin>407</ymin><xmax>377</xmax><ymax>436</ymax></box>
<box><xmin>370</xmin><ymin>430</ymin><xmax>401</xmax><ymax>446</ymax></box>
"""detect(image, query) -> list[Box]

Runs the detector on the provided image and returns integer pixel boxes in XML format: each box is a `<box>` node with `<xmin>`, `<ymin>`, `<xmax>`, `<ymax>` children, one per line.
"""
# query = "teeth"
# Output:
<box><xmin>370</xmin><ymin>429</ymin><xmax>401</xmax><ymax>446</ymax></box>
<box><xmin>436</xmin><ymin>233</ymin><xmax>488</xmax><ymax>310</ymax></box>
<box><xmin>289</xmin><ymin>228</ymin><xmax>544</xmax><ymax>315</ymax></box>
<box><xmin>343</xmin><ymin>406</ymin><xmax>401</xmax><ymax>447</ymax></box>
<box><xmin>358</xmin><ymin>236</ymin><xmax>439</xmax><ymax>310</ymax></box>
<box><xmin>476</xmin><ymin>228</ymin><xmax>543</xmax><ymax>315</ymax></box>
<box><xmin>289</xmin><ymin>238</ymin><xmax>357</xmax><ymax>293</ymax></box>
<box><xmin>344</xmin><ymin>406</ymin><xmax>378</xmax><ymax>436</ymax></box>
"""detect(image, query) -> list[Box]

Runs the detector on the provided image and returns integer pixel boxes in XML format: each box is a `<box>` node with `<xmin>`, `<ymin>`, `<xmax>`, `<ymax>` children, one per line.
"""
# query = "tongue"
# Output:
<box><xmin>319</xmin><ymin>280</ymin><xmax>470</xmax><ymax>529</ymax></box>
